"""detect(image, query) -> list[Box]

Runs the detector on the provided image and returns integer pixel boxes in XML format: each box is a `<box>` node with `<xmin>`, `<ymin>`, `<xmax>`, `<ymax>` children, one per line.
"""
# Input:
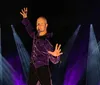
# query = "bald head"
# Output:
<box><xmin>36</xmin><ymin>16</ymin><xmax>48</xmax><ymax>36</ymax></box>
<box><xmin>37</xmin><ymin>16</ymin><xmax>47</xmax><ymax>24</ymax></box>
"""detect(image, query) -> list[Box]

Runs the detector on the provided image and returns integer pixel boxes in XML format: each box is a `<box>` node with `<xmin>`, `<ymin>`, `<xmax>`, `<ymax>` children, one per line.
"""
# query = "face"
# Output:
<box><xmin>36</xmin><ymin>17</ymin><xmax>48</xmax><ymax>33</ymax></box>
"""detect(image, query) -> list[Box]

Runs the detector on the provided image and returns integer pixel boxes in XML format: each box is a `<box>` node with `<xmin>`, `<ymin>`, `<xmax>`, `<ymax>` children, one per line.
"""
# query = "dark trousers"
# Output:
<box><xmin>28</xmin><ymin>63</ymin><xmax>51</xmax><ymax>85</ymax></box>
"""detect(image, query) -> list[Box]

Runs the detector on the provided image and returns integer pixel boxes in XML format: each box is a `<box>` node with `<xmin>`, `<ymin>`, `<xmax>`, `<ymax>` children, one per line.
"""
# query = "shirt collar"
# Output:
<box><xmin>36</xmin><ymin>32</ymin><xmax>53</xmax><ymax>39</ymax></box>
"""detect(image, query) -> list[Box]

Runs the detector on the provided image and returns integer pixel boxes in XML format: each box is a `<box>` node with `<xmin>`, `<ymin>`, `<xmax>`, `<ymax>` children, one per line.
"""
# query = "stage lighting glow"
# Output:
<box><xmin>55</xmin><ymin>25</ymin><xmax>81</xmax><ymax>85</ymax></box>
<box><xmin>60</xmin><ymin>25</ymin><xmax>81</xmax><ymax>66</ymax></box>
<box><xmin>63</xmin><ymin>24</ymin><xmax>89</xmax><ymax>85</ymax></box>
<box><xmin>11</xmin><ymin>24</ymin><xmax>30</xmax><ymax>82</ymax></box>
<box><xmin>86</xmin><ymin>24</ymin><xmax>100</xmax><ymax>85</ymax></box>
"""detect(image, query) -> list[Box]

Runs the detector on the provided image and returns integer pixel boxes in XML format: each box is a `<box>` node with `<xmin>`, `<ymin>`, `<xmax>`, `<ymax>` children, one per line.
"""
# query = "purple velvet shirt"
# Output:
<box><xmin>22</xmin><ymin>18</ymin><xmax>60</xmax><ymax>68</ymax></box>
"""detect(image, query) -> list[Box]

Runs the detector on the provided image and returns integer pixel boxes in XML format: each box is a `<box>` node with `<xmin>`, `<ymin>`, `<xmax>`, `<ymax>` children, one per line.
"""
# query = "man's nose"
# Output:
<box><xmin>37</xmin><ymin>26</ymin><xmax>39</xmax><ymax>29</ymax></box>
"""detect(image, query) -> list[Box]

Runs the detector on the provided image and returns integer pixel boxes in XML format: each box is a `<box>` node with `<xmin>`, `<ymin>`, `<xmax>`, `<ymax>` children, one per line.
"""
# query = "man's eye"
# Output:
<box><xmin>37</xmin><ymin>24</ymin><xmax>40</xmax><ymax>25</ymax></box>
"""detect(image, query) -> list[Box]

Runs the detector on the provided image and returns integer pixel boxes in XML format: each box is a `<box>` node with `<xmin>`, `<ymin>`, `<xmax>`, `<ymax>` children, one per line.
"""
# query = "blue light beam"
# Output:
<box><xmin>86</xmin><ymin>24</ymin><xmax>100</xmax><ymax>85</ymax></box>
<box><xmin>1</xmin><ymin>53</ymin><xmax>20</xmax><ymax>85</ymax></box>
<box><xmin>55</xmin><ymin>25</ymin><xmax>81</xmax><ymax>85</ymax></box>
<box><xmin>60</xmin><ymin>24</ymin><xmax>81</xmax><ymax>67</ymax></box>
<box><xmin>11</xmin><ymin>24</ymin><xmax>30</xmax><ymax>82</ymax></box>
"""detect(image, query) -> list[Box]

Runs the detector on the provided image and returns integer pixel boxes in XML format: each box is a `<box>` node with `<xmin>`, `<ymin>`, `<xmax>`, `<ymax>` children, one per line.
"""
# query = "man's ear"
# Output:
<box><xmin>46</xmin><ymin>24</ymin><xmax>48</xmax><ymax>27</ymax></box>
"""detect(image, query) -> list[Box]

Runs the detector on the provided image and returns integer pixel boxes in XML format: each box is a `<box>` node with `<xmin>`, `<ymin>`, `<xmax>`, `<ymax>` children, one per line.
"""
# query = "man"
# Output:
<box><xmin>20</xmin><ymin>7</ymin><xmax>63</xmax><ymax>85</ymax></box>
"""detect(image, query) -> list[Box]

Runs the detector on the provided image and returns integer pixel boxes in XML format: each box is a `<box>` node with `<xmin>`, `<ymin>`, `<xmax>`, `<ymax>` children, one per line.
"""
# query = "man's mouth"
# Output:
<box><xmin>38</xmin><ymin>29</ymin><xmax>41</xmax><ymax>33</ymax></box>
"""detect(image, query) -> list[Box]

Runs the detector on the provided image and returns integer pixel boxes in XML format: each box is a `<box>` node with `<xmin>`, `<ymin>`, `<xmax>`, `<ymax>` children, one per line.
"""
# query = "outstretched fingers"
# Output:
<box><xmin>21</xmin><ymin>9</ymin><xmax>25</xmax><ymax>14</ymax></box>
<box><xmin>55</xmin><ymin>43</ymin><xmax>61</xmax><ymax>50</ymax></box>
<box><xmin>20</xmin><ymin>7</ymin><xmax>27</xmax><ymax>14</ymax></box>
<box><xmin>57</xmin><ymin>44</ymin><xmax>61</xmax><ymax>50</ymax></box>
<box><xmin>55</xmin><ymin>43</ymin><xmax>58</xmax><ymax>50</ymax></box>
<box><xmin>24</xmin><ymin>7</ymin><xmax>28</xmax><ymax>13</ymax></box>
<box><xmin>56</xmin><ymin>43</ymin><xmax>63</xmax><ymax>56</ymax></box>
<box><xmin>60</xmin><ymin>52</ymin><xmax>63</xmax><ymax>55</ymax></box>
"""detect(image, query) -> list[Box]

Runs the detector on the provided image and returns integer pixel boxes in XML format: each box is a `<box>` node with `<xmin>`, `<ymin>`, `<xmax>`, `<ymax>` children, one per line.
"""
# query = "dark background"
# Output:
<box><xmin>1</xmin><ymin>0</ymin><xmax>100</xmax><ymax>56</ymax></box>
<box><xmin>1</xmin><ymin>0</ymin><xmax>100</xmax><ymax>85</ymax></box>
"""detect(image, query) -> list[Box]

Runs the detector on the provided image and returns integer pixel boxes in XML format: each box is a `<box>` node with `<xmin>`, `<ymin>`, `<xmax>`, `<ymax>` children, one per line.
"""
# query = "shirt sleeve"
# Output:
<box><xmin>21</xmin><ymin>18</ymin><xmax>35</xmax><ymax>38</ymax></box>
<box><xmin>45</xmin><ymin>39</ymin><xmax>60</xmax><ymax>64</ymax></box>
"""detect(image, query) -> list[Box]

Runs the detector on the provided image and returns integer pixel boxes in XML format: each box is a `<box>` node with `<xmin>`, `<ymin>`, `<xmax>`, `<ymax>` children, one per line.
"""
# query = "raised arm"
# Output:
<box><xmin>20</xmin><ymin>7</ymin><xmax>35</xmax><ymax>38</ymax></box>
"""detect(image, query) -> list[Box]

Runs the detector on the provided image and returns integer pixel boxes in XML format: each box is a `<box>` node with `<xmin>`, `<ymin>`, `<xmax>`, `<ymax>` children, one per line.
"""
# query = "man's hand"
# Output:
<box><xmin>20</xmin><ymin>7</ymin><xmax>28</xmax><ymax>18</ymax></box>
<box><xmin>48</xmin><ymin>43</ymin><xmax>63</xmax><ymax>57</ymax></box>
